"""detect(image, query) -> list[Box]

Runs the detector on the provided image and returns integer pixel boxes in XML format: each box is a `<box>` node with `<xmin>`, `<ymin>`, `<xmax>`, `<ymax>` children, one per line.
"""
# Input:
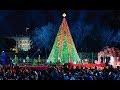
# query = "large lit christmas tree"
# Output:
<box><xmin>47</xmin><ymin>13</ymin><xmax>81</xmax><ymax>65</ymax></box>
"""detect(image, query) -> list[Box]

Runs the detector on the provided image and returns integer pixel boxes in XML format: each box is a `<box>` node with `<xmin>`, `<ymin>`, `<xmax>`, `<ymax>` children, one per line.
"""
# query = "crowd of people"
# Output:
<box><xmin>0</xmin><ymin>64</ymin><xmax>120</xmax><ymax>80</ymax></box>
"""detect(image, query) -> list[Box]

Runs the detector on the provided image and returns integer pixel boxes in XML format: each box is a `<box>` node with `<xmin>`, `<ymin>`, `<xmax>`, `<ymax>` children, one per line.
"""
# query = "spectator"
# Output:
<box><xmin>0</xmin><ymin>64</ymin><xmax>120</xmax><ymax>80</ymax></box>
<box><xmin>64</xmin><ymin>74</ymin><xmax>69</xmax><ymax>80</ymax></box>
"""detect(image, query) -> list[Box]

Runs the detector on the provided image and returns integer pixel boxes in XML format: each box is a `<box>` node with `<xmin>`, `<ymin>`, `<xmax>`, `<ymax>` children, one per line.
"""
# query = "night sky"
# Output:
<box><xmin>0</xmin><ymin>10</ymin><xmax>120</xmax><ymax>52</ymax></box>
<box><xmin>0</xmin><ymin>10</ymin><xmax>119</xmax><ymax>35</ymax></box>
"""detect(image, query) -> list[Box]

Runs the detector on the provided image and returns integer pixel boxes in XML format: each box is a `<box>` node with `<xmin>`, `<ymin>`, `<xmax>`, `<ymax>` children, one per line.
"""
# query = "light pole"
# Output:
<box><xmin>38</xmin><ymin>49</ymin><xmax>41</xmax><ymax>64</ymax></box>
<box><xmin>92</xmin><ymin>52</ymin><xmax>93</xmax><ymax>63</ymax></box>
<box><xmin>26</xmin><ymin>27</ymin><xmax>29</xmax><ymax>36</ymax></box>
<box><xmin>15</xmin><ymin>35</ymin><xmax>18</xmax><ymax>54</ymax></box>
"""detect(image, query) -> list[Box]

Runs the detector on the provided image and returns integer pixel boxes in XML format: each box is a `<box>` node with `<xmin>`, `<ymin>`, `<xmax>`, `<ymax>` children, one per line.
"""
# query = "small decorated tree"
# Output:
<box><xmin>13</xmin><ymin>55</ymin><xmax>18</xmax><ymax>65</ymax></box>
<box><xmin>32</xmin><ymin>58</ymin><xmax>38</xmax><ymax>66</ymax></box>
<box><xmin>26</xmin><ymin>55</ymin><xmax>30</xmax><ymax>64</ymax></box>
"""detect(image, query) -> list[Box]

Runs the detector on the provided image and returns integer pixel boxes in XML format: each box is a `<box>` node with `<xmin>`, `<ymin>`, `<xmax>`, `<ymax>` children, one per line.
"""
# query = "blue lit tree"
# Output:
<box><xmin>71</xmin><ymin>11</ymin><xmax>94</xmax><ymax>51</ymax></box>
<box><xmin>97</xmin><ymin>26</ymin><xmax>114</xmax><ymax>47</ymax></box>
<box><xmin>112</xmin><ymin>30</ymin><xmax>120</xmax><ymax>46</ymax></box>
<box><xmin>32</xmin><ymin>22</ymin><xmax>57</xmax><ymax>59</ymax></box>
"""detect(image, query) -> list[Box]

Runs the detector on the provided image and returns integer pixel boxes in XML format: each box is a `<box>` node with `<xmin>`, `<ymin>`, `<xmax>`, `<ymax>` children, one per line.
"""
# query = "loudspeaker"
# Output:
<box><xmin>101</xmin><ymin>57</ymin><xmax>104</xmax><ymax>63</ymax></box>
<box><xmin>105</xmin><ymin>57</ymin><xmax>110</xmax><ymax>66</ymax></box>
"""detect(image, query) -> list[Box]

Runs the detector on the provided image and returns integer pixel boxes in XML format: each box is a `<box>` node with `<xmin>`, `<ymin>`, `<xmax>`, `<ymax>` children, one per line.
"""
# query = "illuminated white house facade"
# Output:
<box><xmin>17</xmin><ymin>36</ymin><xmax>32</xmax><ymax>51</ymax></box>
<box><xmin>9</xmin><ymin>36</ymin><xmax>32</xmax><ymax>52</ymax></box>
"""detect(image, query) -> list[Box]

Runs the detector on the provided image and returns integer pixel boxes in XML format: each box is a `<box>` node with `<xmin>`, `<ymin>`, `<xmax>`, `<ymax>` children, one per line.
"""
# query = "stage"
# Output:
<box><xmin>20</xmin><ymin>63</ymin><xmax>105</xmax><ymax>70</ymax></box>
<box><xmin>20</xmin><ymin>66</ymin><xmax>49</xmax><ymax>70</ymax></box>
<box><xmin>72</xmin><ymin>63</ymin><xmax>105</xmax><ymax>68</ymax></box>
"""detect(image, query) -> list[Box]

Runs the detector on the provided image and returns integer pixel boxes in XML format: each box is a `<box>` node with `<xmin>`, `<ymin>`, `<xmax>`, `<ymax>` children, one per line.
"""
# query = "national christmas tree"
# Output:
<box><xmin>47</xmin><ymin>13</ymin><xmax>81</xmax><ymax>65</ymax></box>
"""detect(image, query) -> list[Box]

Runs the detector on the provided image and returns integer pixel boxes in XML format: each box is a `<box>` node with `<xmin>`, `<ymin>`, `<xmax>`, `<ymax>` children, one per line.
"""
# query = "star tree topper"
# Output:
<box><xmin>62</xmin><ymin>13</ymin><xmax>66</xmax><ymax>17</ymax></box>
